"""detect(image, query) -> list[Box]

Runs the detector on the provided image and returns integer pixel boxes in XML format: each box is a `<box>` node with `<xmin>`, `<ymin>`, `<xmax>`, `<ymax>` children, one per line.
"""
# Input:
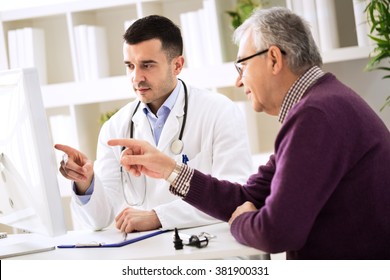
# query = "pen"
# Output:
<box><xmin>123</xmin><ymin>232</ymin><xmax>127</xmax><ymax>241</ymax></box>
<box><xmin>182</xmin><ymin>154</ymin><xmax>189</xmax><ymax>165</ymax></box>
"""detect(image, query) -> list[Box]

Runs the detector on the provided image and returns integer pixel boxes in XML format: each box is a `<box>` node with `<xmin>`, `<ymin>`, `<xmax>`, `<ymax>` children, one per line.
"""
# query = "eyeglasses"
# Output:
<box><xmin>234</xmin><ymin>48</ymin><xmax>286</xmax><ymax>77</ymax></box>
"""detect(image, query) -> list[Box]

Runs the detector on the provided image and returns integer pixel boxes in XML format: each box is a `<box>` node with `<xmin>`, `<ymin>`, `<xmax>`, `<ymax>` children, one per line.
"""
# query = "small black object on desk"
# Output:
<box><xmin>173</xmin><ymin>228</ymin><xmax>183</xmax><ymax>250</ymax></box>
<box><xmin>188</xmin><ymin>234</ymin><xmax>209</xmax><ymax>248</ymax></box>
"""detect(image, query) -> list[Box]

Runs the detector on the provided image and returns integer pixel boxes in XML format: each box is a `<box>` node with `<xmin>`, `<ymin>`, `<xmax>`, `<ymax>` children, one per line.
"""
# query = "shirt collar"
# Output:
<box><xmin>142</xmin><ymin>79</ymin><xmax>181</xmax><ymax>117</ymax></box>
<box><xmin>278</xmin><ymin>66</ymin><xmax>325</xmax><ymax>123</ymax></box>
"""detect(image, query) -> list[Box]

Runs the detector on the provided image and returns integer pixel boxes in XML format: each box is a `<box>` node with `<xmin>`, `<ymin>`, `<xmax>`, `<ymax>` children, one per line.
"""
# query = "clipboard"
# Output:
<box><xmin>57</xmin><ymin>229</ymin><xmax>169</xmax><ymax>248</ymax></box>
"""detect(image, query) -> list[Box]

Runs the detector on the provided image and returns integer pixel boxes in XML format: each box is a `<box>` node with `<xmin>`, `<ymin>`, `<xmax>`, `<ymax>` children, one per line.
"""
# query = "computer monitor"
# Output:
<box><xmin>0</xmin><ymin>68</ymin><xmax>67</xmax><ymax>237</ymax></box>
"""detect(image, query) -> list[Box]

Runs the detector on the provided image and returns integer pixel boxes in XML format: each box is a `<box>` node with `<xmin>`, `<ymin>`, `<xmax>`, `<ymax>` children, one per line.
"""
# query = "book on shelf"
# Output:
<box><xmin>286</xmin><ymin>0</ymin><xmax>321</xmax><ymax>50</ymax></box>
<box><xmin>352</xmin><ymin>0</ymin><xmax>372</xmax><ymax>47</ymax></box>
<box><xmin>315</xmin><ymin>0</ymin><xmax>339</xmax><ymax>52</ymax></box>
<box><xmin>302</xmin><ymin>0</ymin><xmax>321</xmax><ymax>50</ymax></box>
<box><xmin>24</xmin><ymin>28</ymin><xmax>47</xmax><ymax>85</ymax></box>
<box><xmin>16</xmin><ymin>29</ymin><xmax>26</xmax><ymax>71</ymax></box>
<box><xmin>74</xmin><ymin>25</ymin><xmax>89</xmax><ymax>81</ymax></box>
<box><xmin>179</xmin><ymin>12</ymin><xmax>194</xmax><ymax>68</ymax></box>
<box><xmin>202</xmin><ymin>0</ymin><xmax>224</xmax><ymax>65</ymax></box>
<box><xmin>87</xmin><ymin>26</ymin><xmax>109</xmax><ymax>80</ymax></box>
<box><xmin>73</xmin><ymin>25</ymin><xmax>109</xmax><ymax>81</ymax></box>
<box><xmin>0</xmin><ymin>24</ymin><xmax>7</xmax><ymax>70</ymax></box>
<box><xmin>7</xmin><ymin>30</ymin><xmax>18</xmax><ymax>69</ymax></box>
<box><xmin>185</xmin><ymin>10</ymin><xmax>205</xmax><ymax>69</ymax></box>
<box><xmin>286</xmin><ymin>0</ymin><xmax>340</xmax><ymax>52</ymax></box>
<box><xmin>179</xmin><ymin>0</ymin><xmax>225</xmax><ymax>69</ymax></box>
<box><xmin>7</xmin><ymin>27</ymin><xmax>47</xmax><ymax>84</ymax></box>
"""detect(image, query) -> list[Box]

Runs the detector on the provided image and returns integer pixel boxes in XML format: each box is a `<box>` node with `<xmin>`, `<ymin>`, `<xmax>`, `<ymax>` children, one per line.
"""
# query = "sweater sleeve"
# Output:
<box><xmin>230</xmin><ymin>106</ymin><xmax>346</xmax><ymax>253</ymax></box>
<box><xmin>183</xmin><ymin>155</ymin><xmax>275</xmax><ymax>222</ymax></box>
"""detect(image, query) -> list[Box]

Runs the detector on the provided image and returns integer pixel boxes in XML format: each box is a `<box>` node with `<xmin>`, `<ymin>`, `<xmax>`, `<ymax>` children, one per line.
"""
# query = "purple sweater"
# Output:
<box><xmin>184</xmin><ymin>73</ymin><xmax>390</xmax><ymax>259</ymax></box>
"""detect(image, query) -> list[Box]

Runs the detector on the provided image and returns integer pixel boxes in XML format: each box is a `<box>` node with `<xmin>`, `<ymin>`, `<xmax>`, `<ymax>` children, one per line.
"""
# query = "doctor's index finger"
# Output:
<box><xmin>54</xmin><ymin>144</ymin><xmax>77</xmax><ymax>155</ymax></box>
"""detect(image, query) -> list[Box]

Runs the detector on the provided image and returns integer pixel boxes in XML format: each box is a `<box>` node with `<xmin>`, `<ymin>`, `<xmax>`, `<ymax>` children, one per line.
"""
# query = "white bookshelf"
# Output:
<box><xmin>1</xmin><ymin>0</ymin><xmax>389</xmax><ymax>161</ymax></box>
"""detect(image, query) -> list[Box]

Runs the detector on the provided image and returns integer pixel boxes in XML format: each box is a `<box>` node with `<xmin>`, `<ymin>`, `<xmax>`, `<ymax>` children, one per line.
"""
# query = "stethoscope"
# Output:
<box><xmin>120</xmin><ymin>79</ymin><xmax>188</xmax><ymax>206</ymax></box>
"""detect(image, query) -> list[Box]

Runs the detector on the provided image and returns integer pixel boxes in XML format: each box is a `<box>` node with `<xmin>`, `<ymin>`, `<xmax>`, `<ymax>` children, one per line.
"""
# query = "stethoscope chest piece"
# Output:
<box><xmin>170</xmin><ymin>139</ymin><xmax>184</xmax><ymax>155</ymax></box>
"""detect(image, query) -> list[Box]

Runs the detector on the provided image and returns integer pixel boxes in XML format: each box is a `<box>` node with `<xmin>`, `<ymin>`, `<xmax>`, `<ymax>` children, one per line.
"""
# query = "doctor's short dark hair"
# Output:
<box><xmin>123</xmin><ymin>15</ymin><xmax>183</xmax><ymax>61</ymax></box>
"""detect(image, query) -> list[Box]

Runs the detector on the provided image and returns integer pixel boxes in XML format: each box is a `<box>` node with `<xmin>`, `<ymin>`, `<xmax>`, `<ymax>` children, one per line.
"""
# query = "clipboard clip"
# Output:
<box><xmin>74</xmin><ymin>241</ymin><xmax>104</xmax><ymax>248</ymax></box>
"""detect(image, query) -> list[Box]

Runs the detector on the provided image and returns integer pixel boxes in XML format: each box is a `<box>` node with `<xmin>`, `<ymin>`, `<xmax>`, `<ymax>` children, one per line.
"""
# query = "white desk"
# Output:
<box><xmin>2</xmin><ymin>222</ymin><xmax>269</xmax><ymax>260</ymax></box>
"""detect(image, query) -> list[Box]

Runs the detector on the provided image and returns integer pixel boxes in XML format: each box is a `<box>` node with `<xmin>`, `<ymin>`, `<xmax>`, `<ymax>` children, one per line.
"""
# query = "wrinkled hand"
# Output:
<box><xmin>54</xmin><ymin>144</ymin><xmax>94</xmax><ymax>194</ymax></box>
<box><xmin>228</xmin><ymin>201</ymin><xmax>257</xmax><ymax>225</ymax></box>
<box><xmin>115</xmin><ymin>207</ymin><xmax>161</xmax><ymax>233</ymax></box>
<box><xmin>108</xmin><ymin>139</ymin><xmax>176</xmax><ymax>180</ymax></box>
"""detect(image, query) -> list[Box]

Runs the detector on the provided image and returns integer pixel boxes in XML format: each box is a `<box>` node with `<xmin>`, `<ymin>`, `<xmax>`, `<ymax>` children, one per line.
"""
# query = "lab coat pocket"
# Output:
<box><xmin>186</xmin><ymin>151</ymin><xmax>212</xmax><ymax>173</ymax></box>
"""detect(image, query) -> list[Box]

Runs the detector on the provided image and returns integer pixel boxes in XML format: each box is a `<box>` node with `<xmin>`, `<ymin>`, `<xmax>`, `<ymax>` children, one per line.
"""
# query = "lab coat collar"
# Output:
<box><xmin>158</xmin><ymin>85</ymin><xmax>186</xmax><ymax>153</ymax></box>
<box><xmin>131</xmin><ymin>84</ymin><xmax>186</xmax><ymax>153</ymax></box>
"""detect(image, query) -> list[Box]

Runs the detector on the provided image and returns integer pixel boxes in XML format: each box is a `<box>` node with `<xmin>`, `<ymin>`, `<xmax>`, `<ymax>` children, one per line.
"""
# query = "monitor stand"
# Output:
<box><xmin>0</xmin><ymin>240</ymin><xmax>55</xmax><ymax>259</ymax></box>
<box><xmin>0</xmin><ymin>234</ymin><xmax>55</xmax><ymax>259</ymax></box>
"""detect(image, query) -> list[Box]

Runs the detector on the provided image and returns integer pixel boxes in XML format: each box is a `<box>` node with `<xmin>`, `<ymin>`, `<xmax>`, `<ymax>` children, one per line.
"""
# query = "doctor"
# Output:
<box><xmin>55</xmin><ymin>15</ymin><xmax>253</xmax><ymax>233</ymax></box>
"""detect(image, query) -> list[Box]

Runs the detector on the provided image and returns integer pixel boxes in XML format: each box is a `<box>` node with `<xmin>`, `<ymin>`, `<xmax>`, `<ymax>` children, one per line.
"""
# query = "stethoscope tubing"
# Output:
<box><xmin>120</xmin><ymin>79</ymin><xmax>188</xmax><ymax>206</ymax></box>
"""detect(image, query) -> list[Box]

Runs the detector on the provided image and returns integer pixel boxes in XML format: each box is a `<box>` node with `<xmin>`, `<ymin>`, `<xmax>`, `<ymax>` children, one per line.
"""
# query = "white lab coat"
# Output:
<box><xmin>71</xmin><ymin>83</ymin><xmax>253</xmax><ymax>230</ymax></box>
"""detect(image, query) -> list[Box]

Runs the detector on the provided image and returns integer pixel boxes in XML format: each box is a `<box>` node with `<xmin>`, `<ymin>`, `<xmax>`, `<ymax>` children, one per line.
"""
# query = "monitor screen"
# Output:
<box><xmin>0</xmin><ymin>68</ymin><xmax>67</xmax><ymax>237</ymax></box>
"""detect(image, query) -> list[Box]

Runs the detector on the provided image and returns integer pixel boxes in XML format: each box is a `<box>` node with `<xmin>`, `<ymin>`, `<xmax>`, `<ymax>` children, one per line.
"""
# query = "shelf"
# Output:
<box><xmin>322</xmin><ymin>46</ymin><xmax>372</xmax><ymax>64</ymax></box>
<box><xmin>0</xmin><ymin>0</ymin><xmax>139</xmax><ymax>21</ymax></box>
<box><xmin>42</xmin><ymin>75</ymin><xmax>134</xmax><ymax>108</ymax></box>
<box><xmin>180</xmin><ymin>46</ymin><xmax>373</xmax><ymax>89</ymax></box>
<box><xmin>42</xmin><ymin>44</ymin><xmax>373</xmax><ymax>108</ymax></box>
<box><xmin>42</xmin><ymin>63</ymin><xmax>238</xmax><ymax>108</ymax></box>
<box><xmin>179</xmin><ymin>62</ymin><xmax>238</xmax><ymax>89</ymax></box>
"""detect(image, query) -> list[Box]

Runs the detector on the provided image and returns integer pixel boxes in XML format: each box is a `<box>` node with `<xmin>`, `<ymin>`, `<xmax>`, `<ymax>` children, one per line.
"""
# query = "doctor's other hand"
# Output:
<box><xmin>115</xmin><ymin>207</ymin><xmax>162</xmax><ymax>233</ymax></box>
<box><xmin>108</xmin><ymin>139</ymin><xmax>176</xmax><ymax>180</ymax></box>
<box><xmin>54</xmin><ymin>144</ymin><xmax>94</xmax><ymax>194</ymax></box>
<box><xmin>228</xmin><ymin>201</ymin><xmax>258</xmax><ymax>225</ymax></box>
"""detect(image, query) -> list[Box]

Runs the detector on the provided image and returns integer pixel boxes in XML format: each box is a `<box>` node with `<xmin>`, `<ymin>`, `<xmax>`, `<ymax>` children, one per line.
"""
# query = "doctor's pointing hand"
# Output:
<box><xmin>54</xmin><ymin>144</ymin><xmax>94</xmax><ymax>194</ymax></box>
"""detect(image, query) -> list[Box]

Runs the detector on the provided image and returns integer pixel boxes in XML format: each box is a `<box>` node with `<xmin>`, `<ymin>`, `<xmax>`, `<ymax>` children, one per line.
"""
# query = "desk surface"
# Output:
<box><xmin>2</xmin><ymin>222</ymin><xmax>267</xmax><ymax>260</ymax></box>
